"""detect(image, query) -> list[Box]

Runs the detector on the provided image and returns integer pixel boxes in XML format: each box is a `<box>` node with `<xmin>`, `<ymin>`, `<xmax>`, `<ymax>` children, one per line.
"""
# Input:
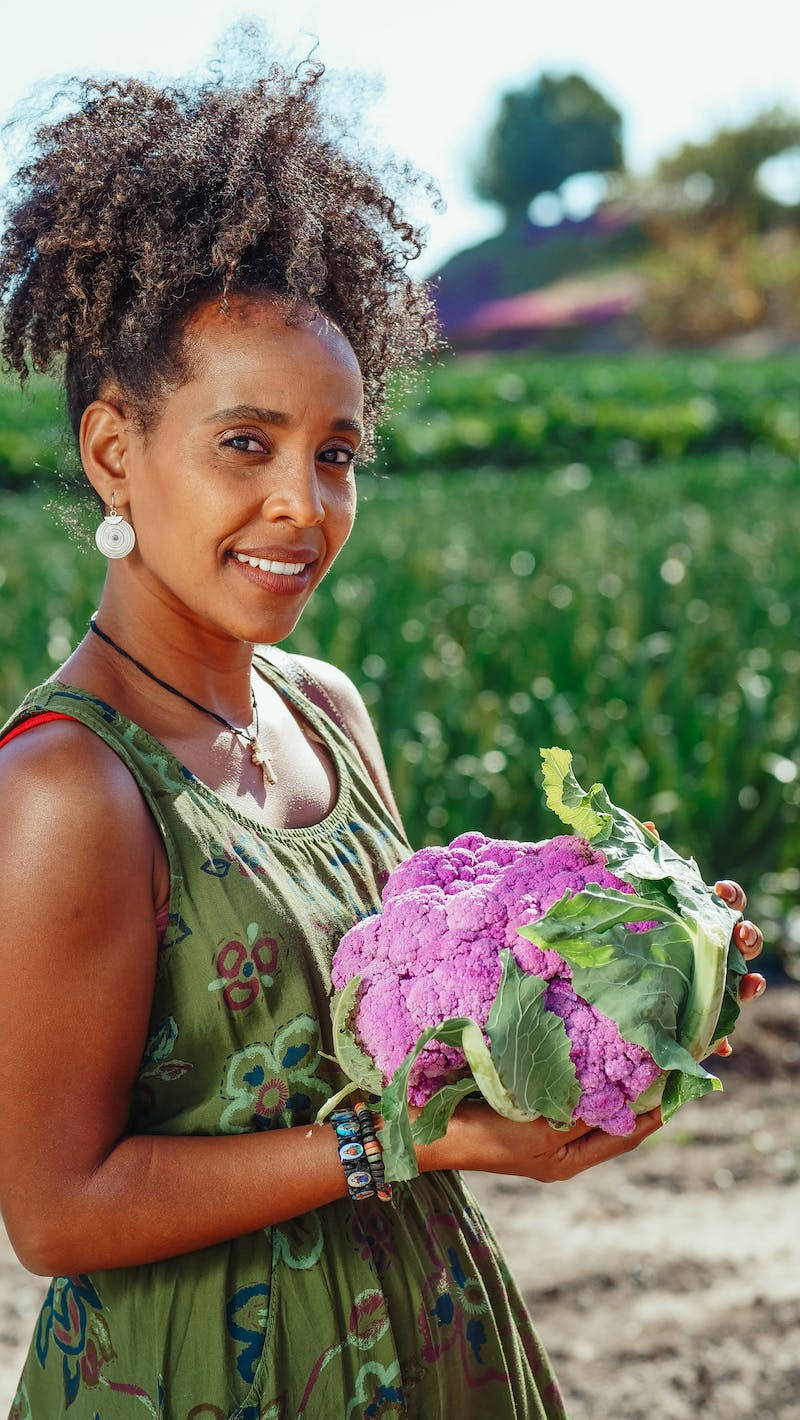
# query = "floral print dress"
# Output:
<box><xmin>1</xmin><ymin>646</ymin><xmax>568</xmax><ymax>1420</ymax></box>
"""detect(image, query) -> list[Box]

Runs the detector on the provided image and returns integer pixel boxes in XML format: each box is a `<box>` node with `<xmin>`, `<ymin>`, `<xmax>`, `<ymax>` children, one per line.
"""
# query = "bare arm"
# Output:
<box><xmin>0</xmin><ymin>719</ymin><xmax>663</xmax><ymax>1279</ymax></box>
<box><xmin>0</xmin><ymin>722</ymin><xmax>447</xmax><ymax>1277</ymax></box>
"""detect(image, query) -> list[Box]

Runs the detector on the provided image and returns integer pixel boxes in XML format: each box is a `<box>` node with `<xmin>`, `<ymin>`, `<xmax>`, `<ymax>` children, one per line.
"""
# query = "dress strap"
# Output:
<box><xmin>0</xmin><ymin>710</ymin><xmax>78</xmax><ymax>752</ymax></box>
<box><xmin>254</xmin><ymin>645</ymin><xmax>354</xmax><ymax>745</ymax></box>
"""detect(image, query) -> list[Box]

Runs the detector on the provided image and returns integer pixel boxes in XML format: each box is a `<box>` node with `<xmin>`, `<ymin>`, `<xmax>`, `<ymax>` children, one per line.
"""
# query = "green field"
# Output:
<box><xmin>5</xmin><ymin>349</ymin><xmax>800</xmax><ymax>491</ymax></box>
<box><xmin>378</xmin><ymin>350</ymin><xmax>800</xmax><ymax>471</ymax></box>
<box><xmin>1</xmin><ymin>357</ymin><xmax>798</xmax><ymax>965</ymax></box>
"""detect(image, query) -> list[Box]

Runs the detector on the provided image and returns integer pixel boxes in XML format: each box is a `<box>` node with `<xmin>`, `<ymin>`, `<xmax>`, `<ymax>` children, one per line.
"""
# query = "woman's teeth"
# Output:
<box><xmin>231</xmin><ymin>552</ymin><xmax>308</xmax><ymax>575</ymax></box>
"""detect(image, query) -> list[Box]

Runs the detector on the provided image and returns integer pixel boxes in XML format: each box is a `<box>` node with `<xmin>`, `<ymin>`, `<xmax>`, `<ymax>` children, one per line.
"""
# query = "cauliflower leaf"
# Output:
<box><xmin>485</xmin><ymin>949</ymin><xmax>581</xmax><ymax>1125</ymax></box>
<box><xmin>540</xmin><ymin>747</ymin><xmax>743</xmax><ymax>1065</ymax></box>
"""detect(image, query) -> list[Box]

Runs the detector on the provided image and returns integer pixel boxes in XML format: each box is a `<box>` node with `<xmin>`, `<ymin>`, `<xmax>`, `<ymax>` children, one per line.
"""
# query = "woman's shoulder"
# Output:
<box><xmin>0</xmin><ymin>708</ymin><xmax>162</xmax><ymax>866</ymax></box>
<box><xmin>290</xmin><ymin>651</ymin><xmax>365</xmax><ymax>713</ymax></box>
<box><xmin>255</xmin><ymin>644</ymin><xmax>360</xmax><ymax>734</ymax></box>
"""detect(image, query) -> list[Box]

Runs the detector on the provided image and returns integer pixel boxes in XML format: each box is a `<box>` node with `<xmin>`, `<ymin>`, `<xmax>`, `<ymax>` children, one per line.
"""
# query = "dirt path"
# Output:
<box><xmin>2</xmin><ymin>990</ymin><xmax>798</xmax><ymax>1418</ymax></box>
<box><xmin>465</xmin><ymin>986</ymin><xmax>800</xmax><ymax>1420</ymax></box>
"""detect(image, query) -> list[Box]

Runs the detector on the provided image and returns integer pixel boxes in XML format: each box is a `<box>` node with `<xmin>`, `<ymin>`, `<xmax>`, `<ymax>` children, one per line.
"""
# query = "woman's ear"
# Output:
<box><xmin>79</xmin><ymin>393</ymin><xmax>132</xmax><ymax>510</ymax></box>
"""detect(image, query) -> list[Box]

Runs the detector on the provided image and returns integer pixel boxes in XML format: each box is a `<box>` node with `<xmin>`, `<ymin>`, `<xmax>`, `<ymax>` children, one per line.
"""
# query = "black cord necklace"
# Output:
<box><xmin>87</xmin><ymin>614</ymin><xmax>278</xmax><ymax>786</ymax></box>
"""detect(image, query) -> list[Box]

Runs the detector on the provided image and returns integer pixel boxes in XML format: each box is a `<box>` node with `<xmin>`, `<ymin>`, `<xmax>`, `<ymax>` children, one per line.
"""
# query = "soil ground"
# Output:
<box><xmin>466</xmin><ymin>985</ymin><xmax>800</xmax><ymax>1420</ymax></box>
<box><xmin>1</xmin><ymin>989</ymin><xmax>798</xmax><ymax>1419</ymax></box>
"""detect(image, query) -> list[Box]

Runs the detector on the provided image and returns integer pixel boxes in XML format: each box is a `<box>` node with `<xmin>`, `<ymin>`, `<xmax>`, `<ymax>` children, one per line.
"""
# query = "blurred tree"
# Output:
<box><xmin>638</xmin><ymin>219</ymin><xmax>800</xmax><ymax>345</ymax></box>
<box><xmin>655</xmin><ymin>106</ymin><xmax>800</xmax><ymax>230</ymax></box>
<box><xmin>471</xmin><ymin>72</ymin><xmax>624</xmax><ymax>227</ymax></box>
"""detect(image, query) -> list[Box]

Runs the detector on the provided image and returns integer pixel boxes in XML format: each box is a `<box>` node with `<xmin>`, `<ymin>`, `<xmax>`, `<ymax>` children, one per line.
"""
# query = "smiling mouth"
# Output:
<box><xmin>225</xmin><ymin>550</ymin><xmax>317</xmax><ymax>594</ymax></box>
<box><xmin>227</xmin><ymin>551</ymin><xmax>315</xmax><ymax>575</ymax></box>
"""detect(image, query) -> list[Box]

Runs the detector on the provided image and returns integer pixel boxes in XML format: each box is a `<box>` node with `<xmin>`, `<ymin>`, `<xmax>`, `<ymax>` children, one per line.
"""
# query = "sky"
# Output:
<box><xmin>2</xmin><ymin>0</ymin><xmax>800</xmax><ymax>278</ymax></box>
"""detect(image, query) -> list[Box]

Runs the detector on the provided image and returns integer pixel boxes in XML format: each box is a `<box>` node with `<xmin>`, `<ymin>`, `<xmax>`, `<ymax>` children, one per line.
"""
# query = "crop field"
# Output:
<box><xmin>1</xmin><ymin>356</ymin><xmax>799</xmax><ymax>962</ymax></box>
<box><xmin>6</xmin><ymin>350</ymin><xmax>800</xmax><ymax>490</ymax></box>
<box><xmin>378</xmin><ymin>349</ymin><xmax>800</xmax><ymax>471</ymax></box>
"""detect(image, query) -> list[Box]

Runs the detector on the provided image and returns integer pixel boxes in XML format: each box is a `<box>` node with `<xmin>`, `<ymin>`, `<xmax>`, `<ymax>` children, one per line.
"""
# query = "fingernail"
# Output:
<box><xmin>754</xmin><ymin>977</ymin><xmax>767</xmax><ymax>996</ymax></box>
<box><xmin>739</xmin><ymin>923</ymin><xmax>758</xmax><ymax>946</ymax></box>
<box><xmin>715</xmin><ymin>880</ymin><xmax>734</xmax><ymax>899</ymax></box>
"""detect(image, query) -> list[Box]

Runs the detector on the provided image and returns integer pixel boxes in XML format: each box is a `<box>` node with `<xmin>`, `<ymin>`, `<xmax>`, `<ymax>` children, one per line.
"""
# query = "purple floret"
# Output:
<box><xmin>331</xmin><ymin>832</ymin><xmax>663</xmax><ymax>1129</ymax></box>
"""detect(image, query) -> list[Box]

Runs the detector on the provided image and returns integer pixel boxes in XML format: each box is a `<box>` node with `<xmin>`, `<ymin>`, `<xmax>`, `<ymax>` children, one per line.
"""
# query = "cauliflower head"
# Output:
<box><xmin>331</xmin><ymin>831</ymin><xmax>663</xmax><ymax>1134</ymax></box>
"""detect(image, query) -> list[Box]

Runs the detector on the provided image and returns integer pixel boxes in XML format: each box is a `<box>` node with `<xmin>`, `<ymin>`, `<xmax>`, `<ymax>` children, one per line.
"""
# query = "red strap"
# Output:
<box><xmin>0</xmin><ymin>711</ymin><xmax>78</xmax><ymax>751</ymax></box>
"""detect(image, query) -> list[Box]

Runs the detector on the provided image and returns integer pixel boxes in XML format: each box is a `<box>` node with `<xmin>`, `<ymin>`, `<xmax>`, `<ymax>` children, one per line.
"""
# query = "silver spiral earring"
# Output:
<box><xmin>95</xmin><ymin>490</ymin><xmax>136</xmax><ymax>559</ymax></box>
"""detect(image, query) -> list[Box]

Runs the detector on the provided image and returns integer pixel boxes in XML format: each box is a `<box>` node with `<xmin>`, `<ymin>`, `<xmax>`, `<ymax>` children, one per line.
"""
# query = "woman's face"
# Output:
<box><xmin>94</xmin><ymin>291</ymin><xmax>364</xmax><ymax>646</ymax></box>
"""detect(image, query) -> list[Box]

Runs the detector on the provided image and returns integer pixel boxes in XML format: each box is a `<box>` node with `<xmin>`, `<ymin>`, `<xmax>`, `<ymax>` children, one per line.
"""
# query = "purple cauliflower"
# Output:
<box><xmin>331</xmin><ymin>831</ymin><xmax>663</xmax><ymax>1134</ymax></box>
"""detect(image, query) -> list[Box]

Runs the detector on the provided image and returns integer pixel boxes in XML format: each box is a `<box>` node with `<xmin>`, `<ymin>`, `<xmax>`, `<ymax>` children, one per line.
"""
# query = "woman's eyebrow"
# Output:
<box><xmin>203</xmin><ymin>403</ymin><xmax>363</xmax><ymax>438</ymax></box>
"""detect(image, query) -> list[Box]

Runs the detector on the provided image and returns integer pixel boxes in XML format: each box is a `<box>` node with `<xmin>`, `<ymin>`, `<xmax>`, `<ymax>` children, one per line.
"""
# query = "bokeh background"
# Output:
<box><xmin>1</xmin><ymin>5</ymin><xmax>798</xmax><ymax>1418</ymax></box>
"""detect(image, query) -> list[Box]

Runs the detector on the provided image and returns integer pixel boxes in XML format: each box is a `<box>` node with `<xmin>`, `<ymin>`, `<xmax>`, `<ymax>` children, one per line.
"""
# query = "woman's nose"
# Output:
<box><xmin>261</xmin><ymin>460</ymin><xmax>326</xmax><ymax>526</ymax></box>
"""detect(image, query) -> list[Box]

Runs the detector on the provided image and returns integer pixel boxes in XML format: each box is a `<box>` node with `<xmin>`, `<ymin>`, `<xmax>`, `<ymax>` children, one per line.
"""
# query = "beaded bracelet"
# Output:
<box><xmin>354</xmin><ymin>1100</ymin><xmax>393</xmax><ymax>1203</ymax></box>
<box><xmin>330</xmin><ymin>1102</ymin><xmax>393</xmax><ymax>1204</ymax></box>
<box><xmin>330</xmin><ymin>1107</ymin><xmax>375</xmax><ymax>1201</ymax></box>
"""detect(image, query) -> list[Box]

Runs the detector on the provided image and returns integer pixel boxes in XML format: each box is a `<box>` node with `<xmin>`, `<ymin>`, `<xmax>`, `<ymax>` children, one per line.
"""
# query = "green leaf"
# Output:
<box><xmin>708</xmin><ymin>945</ymin><xmax>747</xmax><ymax>1048</ymax></box>
<box><xmin>661</xmin><ymin>1066</ymin><xmax>721</xmax><ymax>1123</ymax></box>
<box><xmin>541</xmin><ymin>746</ymin><xmax>676</xmax><ymax>884</ymax></box>
<box><xmin>330</xmin><ymin>977</ymin><xmax>384</xmax><ymax>1095</ymax></box>
<box><xmin>459</xmin><ymin>1020</ymin><xmax>532</xmax><ymax>1121</ymax></box>
<box><xmin>378</xmin><ymin>1000</ymin><xmax>558</xmax><ymax>1182</ymax></box>
<box><xmin>539</xmin><ymin>747</ymin><xmax>740</xmax><ymax>1063</ymax></box>
<box><xmin>485</xmin><ymin>949</ymin><xmax>580</xmax><ymax>1124</ymax></box>
<box><xmin>540</xmin><ymin>746</ymin><xmax>614</xmax><ymax>841</ymax></box>
<box><xmin>410</xmin><ymin>1077</ymin><xmax>477</xmax><ymax>1147</ymax></box>
<box><xmin>516</xmin><ymin>883</ymin><xmax>688</xmax><ymax>963</ymax></box>
<box><xmin>518</xmin><ymin>884</ymin><xmax>717</xmax><ymax>1094</ymax></box>
<box><xmin>379</xmin><ymin>1016</ymin><xmax>477</xmax><ymax>1182</ymax></box>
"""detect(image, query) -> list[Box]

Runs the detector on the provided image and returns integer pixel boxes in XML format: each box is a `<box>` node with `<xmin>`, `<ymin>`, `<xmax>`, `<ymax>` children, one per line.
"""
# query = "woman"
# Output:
<box><xmin>0</xmin><ymin>44</ymin><xmax>765</xmax><ymax>1420</ymax></box>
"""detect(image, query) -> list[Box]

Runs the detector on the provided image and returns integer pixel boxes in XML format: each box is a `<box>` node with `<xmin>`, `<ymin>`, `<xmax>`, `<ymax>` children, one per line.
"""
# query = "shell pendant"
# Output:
<box><xmin>249</xmin><ymin>736</ymin><xmax>277</xmax><ymax>786</ymax></box>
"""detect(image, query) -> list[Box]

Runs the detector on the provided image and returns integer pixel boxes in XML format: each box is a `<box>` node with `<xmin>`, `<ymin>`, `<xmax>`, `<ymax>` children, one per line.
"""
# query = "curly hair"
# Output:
<box><xmin>0</xmin><ymin>23</ymin><xmax>445</xmax><ymax>506</ymax></box>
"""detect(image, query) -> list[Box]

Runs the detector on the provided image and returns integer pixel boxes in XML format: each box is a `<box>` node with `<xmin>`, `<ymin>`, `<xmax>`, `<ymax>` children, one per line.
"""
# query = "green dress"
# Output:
<box><xmin>2</xmin><ymin>646</ymin><xmax>568</xmax><ymax>1420</ymax></box>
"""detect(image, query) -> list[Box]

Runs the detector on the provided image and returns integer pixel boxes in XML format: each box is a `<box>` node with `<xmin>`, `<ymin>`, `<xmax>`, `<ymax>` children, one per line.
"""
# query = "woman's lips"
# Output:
<box><xmin>226</xmin><ymin>553</ymin><xmax>315</xmax><ymax>595</ymax></box>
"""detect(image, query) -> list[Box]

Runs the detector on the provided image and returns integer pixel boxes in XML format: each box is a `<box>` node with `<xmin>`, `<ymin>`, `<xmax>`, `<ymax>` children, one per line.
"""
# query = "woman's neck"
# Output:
<box><xmin>77</xmin><ymin>577</ymin><xmax>260</xmax><ymax>728</ymax></box>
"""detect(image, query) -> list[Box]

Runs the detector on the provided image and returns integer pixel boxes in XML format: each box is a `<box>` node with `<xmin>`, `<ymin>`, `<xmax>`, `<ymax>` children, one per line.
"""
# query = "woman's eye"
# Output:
<box><xmin>321</xmin><ymin>446</ymin><xmax>356</xmax><ymax>467</ymax></box>
<box><xmin>222</xmin><ymin>434</ymin><xmax>265</xmax><ymax>454</ymax></box>
<box><xmin>220</xmin><ymin>436</ymin><xmax>355</xmax><ymax>465</ymax></box>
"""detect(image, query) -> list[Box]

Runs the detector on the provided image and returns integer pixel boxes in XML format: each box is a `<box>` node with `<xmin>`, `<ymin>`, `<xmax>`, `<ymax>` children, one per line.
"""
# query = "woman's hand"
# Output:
<box><xmin>643</xmin><ymin>821</ymin><xmax>766</xmax><ymax>1056</ymax></box>
<box><xmin>711</xmin><ymin>877</ymin><xmax>765</xmax><ymax>1054</ymax></box>
<box><xmin>431</xmin><ymin>1099</ymin><xmax>663</xmax><ymax>1181</ymax></box>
